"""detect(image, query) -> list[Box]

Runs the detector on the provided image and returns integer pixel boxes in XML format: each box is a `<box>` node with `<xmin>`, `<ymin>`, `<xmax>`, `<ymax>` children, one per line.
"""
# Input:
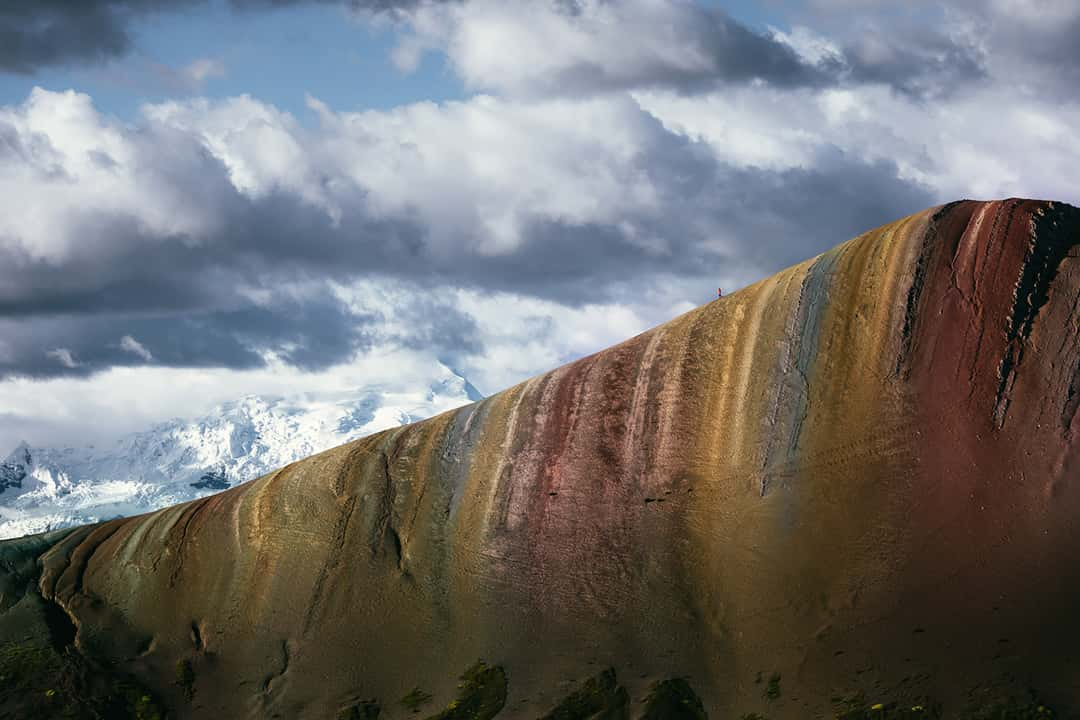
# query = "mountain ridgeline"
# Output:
<box><xmin>1</xmin><ymin>199</ymin><xmax>1078</xmax><ymax>719</ymax></box>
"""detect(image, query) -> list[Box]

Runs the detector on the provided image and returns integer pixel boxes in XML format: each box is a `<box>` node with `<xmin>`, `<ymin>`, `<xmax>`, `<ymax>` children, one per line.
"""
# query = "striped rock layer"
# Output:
<box><xmin>3</xmin><ymin>199</ymin><xmax>1080</xmax><ymax>719</ymax></box>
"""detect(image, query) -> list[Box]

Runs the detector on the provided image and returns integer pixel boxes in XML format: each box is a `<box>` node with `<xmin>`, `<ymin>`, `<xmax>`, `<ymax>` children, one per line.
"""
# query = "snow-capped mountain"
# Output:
<box><xmin>0</xmin><ymin>365</ymin><xmax>482</xmax><ymax>540</ymax></box>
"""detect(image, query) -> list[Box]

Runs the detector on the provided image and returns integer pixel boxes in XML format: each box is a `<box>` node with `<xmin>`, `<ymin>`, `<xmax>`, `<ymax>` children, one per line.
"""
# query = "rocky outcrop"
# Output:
<box><xmin>189</xmin><ymin>468</ymin><xmax>229</xmax><ymax>491</ymax></box>
<box><xmin>1</xmin><ymin>199</ymin><xmax>1078</xmax><ymax>719</ymax></box>
<box><xmin>0</xmin><ymin>442</ymin><xmax>30</xmax><ymax>494</ymax></box>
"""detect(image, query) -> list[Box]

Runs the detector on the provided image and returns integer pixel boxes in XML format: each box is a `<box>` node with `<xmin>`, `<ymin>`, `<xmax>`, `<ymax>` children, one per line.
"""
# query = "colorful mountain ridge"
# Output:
<box><xmin>0</xmin><ymin>198</ymin><xmax>1077</xmax><ymax>719</ymax></box>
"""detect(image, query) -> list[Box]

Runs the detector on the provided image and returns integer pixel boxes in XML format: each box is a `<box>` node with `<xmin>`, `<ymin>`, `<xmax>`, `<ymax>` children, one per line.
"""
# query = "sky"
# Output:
<box><xmin>1</xmin><ymin>0</ymin><xmax>1079</xmax><ymax>451</ymax></box>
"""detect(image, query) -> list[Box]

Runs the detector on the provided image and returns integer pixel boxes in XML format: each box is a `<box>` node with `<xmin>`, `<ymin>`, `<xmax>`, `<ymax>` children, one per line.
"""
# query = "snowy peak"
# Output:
<box><xmin>0</xmin><ymin>364</ymin><xmax>482</xmax><ymax>539</ymax></box>
<box><xmin>0</xmin><ymin>442</ymin><xmax>30</xmax><ymax>494</ymax></box>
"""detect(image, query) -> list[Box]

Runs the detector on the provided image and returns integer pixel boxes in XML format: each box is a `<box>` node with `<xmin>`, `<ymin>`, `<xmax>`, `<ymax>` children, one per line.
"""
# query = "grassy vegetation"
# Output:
<box><xmin>0</xmin><ymin>640</ymin><xmax>164</xmax><ymax>720</ymax></box>
<box><xmin>401</xmin><ymin>687</ymin><xmax>434</xmax><ymax>713</ymax></box>
<box><xmin>830</xmin><ymin>685</ymin><xmax>1058</xmax><ymax>720</ymax></box>
<box><xmin>174</xmin><ymin>658</ymin><xmax>195</xmax><ymax>700</ymax></box>
<box><xmin>962</xmin><ymin>685</ymin><xmax>1055</xmax><ymax>720</ymax></box>
<box><xmin>833</xmin><ymin>699</ymin><xmax>939</xmax><ymax>719</ymax></box>
<box><xmin>425</xmin><ymin>660</ymin><xmax>507</xmax><ymax>720</ymax></box>
<box><xmin>765</xmin><ymin>673</ymin><xmax>781</xmax><ymax>701</ymax></box>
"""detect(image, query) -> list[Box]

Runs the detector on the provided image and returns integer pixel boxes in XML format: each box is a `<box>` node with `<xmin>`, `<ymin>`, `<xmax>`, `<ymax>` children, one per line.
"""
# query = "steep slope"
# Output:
<box><xmin>1</xmin><ymin>199</ymin><xmax>1078</xmax><ymax>720</ymax></box>
<box><xmin>0</xmin><ymin>365</ymin><xmax>482</xmax><ymax>539</ymax></box>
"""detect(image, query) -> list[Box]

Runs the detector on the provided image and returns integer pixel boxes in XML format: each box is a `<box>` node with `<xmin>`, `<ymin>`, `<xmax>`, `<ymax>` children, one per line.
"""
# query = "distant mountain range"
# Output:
<box><xmin>0</xmin><ymin>364</ymin><xmax>481</xmax><ymax>539</ymax></box>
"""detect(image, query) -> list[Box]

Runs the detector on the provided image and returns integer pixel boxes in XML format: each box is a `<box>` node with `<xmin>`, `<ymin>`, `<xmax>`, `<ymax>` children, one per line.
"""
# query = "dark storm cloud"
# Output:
<box><xmin>392</xmin><ymin>297</ymin><xmax>483</xmax><ymax>359</ymax></box>
<box><xmin>0</xmin><ymin>198</ymin><xmax>455</xmax><ymax>379</ymax></box>
<box><xmin>688</xmin><ymin>14</ymin><xmax>837</xmax><ymax>90</ymax></box>
<box><xmin>987</xmin><ymin>10</ymin><xmax>1080</xmax><ymax>97</ymax></box>
<box><xmin>520</xmin><ymin>2</ymin><xmax>841</xmax><ymax>96</ymax></box>
<box><xmin>0</xmin><ymin>290</ymin><xmax>379</xmax><ymax>378</ymax></box>
<box><xmin>841</xmin><ymin>29</ymin><xmax>986</xmax><ymax>100</ymax></box>
<box><xmin>0</xmin><ymin>199</ymin><xmax>428</xmax><ymax>318</ymax></box>
<box><xmin>0</xmin><ymin>0</ymin><xmax>459</xmax><ymax>74</ymax></box>
<box><xmin>234</xmin><ymin>0</ymin><xmax>456</xmax><ymax>8</ymax></box>
<box><xmin>709</xmin><ymin>147</ymin><xmax>937</xmax><ymax>271</ymax></box>
<box><xmin>800</xmin><ymin>0</ymin><xmax>1080</xmax><ymax>100</ymax></box>
<box><xmin>0</xmin><ymin>1</ymin><xmax>188</xmax><ymax>74</ymax></box>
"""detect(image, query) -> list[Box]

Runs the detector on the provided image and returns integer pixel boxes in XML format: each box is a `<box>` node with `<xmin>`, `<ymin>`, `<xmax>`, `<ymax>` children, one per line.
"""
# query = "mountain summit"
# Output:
<box><xmin>0</xmin><ymin>199</ymin><xmax>1077</xmax><ymax>719</ymax></box>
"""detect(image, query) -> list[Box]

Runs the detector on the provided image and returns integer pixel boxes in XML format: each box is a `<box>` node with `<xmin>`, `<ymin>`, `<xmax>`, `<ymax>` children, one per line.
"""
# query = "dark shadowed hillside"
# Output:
<box><xmin>1</xmin><ymin>199</ymin><xmax>1078</xmax><ymax>719</ymax></box>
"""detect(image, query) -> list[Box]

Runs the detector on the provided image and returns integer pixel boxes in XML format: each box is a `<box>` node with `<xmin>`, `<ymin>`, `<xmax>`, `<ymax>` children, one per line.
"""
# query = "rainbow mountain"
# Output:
<box><xmin>0</xmin><ymin>198</ymin><xmax>1078</xmax><ymax>719</ymax></box>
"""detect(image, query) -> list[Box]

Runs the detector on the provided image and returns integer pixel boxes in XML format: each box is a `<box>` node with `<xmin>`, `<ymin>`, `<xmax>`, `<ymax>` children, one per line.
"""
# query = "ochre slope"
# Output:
<box><xmin>2</xmin><ymin>199</ymin><xmax>1079</xmax><ymax>719</ymax></box>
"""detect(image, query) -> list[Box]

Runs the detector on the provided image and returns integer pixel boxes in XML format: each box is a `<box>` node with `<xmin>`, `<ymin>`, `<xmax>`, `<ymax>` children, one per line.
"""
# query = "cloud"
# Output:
<box><xmin>0</xmin><ymin>2</ymin><xmax>137</xmax><ymax>74</ymax></box>
<box><xmin>389</xmin><ymin>0</ymin><xmax>838</xmax><ymax>97</ymax></box>
<box><xmin>977</xmin><ymin>1</ymin><xmax>1080</xmax><ymax>97</ymax></box>
<box><xmin>119</xmin><ymin>335</ymin><xmax>153</xmax><ymax>361</ymax></box>
<box><xmin>89</xmin><ymin>57</ymin><xmax>229</xmax><ymax>97</ymax></box>
<box><xmin>0</xmin><ymin>86</ymin><xmax>936</xmax><ymax>380</ymax></box>
<box><xmin>0</xmin><ymin>286</ymin><xmax>383</xmax><ymax>378</ymax></box>
<box><xmin>634</xmin><ymin>80</ymin><xmax>1080</xmax><ymax>206</ymax></box>
<box><xmin>5</xmin><ymin>0</ymin><xmax>1079</xmax><ymax>108</ymax></box>
<box><xmin>849</xmin><ymin>35</ymin><xmax>984</xmax><ymax>100</ymax></box>
<box><xmin>151</xmin><ymin>57</ymin><xmax>227</xmax><ymax>94</ymax></box>
<box><xmin>183</xmin><ymin>58</ymin><xmax>225</xmax><ymax>85</ymax></box>
<box><xmin>4</xmin><ymin>0</ymin><xmax>1068</xmax><ymax>105</ymax></box>
<box><xmin>0</xmin><ymin>0</ymin><xmax>458</xmax><ymax>74</ymax></box>
<box><xmin>797</xmin><ymin>0</ymin><xmax>1080</xmax><ymax>100</ymax></box>
<box><xmin>380</xmin><ymin>0</ymin><xmax>998</xmax><ymax>101</ymax></box>
<box><xmin>45</xmin><ymin>348</ymin><xmax>79</xmax><ymax>368</ymax></box>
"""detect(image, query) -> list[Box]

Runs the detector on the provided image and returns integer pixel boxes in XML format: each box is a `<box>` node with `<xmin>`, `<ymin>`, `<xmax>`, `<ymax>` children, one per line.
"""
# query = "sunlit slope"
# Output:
<box><xmin>6</xmin><ymin>199</ymin><xmax>1080</xmax><ymax>719</ymax></box>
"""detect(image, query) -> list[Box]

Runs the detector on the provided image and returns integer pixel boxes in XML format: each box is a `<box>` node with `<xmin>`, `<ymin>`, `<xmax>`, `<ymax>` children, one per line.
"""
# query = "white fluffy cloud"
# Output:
<box><xmin>0</xmin><ymin>88</ymin><xmax>684</xmax><ymax>266</ymax></box>
<box><xmin>119</xmin><ymin>335</ymin><xmax>153</xmax><ymax>361</ymax></box>
<box><xmin>0</xmin><ymin>88</ymin><xmax>228</xmax><ymax>263</ymax></box>
<box><xmin>387</xmin><ymin>0</ymin><xmax>829</xmax><ymax>97</ymax></box>
<box><xmin>180</xmin><ymin>58</ymin><xmax>225</xmax><ymax>87</ymax></box>
<box><xmin>45</xmin><ymin>348</ymin><xmax>79</xmax><ymax>369</ymax></box>
<box><xmin>4</xmin><ymin>84</ymin><xmax>905</xmax><ymax>313</ymax></box>
<box><xmin>634</xmin><ymin>83</ymin><xmax>1080</xmax><ymax>205</ymax></box>
<box><xmin>397</xmin><ymin>0</ymin><xmax>717</xmax><ymax>94</ymax></box>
